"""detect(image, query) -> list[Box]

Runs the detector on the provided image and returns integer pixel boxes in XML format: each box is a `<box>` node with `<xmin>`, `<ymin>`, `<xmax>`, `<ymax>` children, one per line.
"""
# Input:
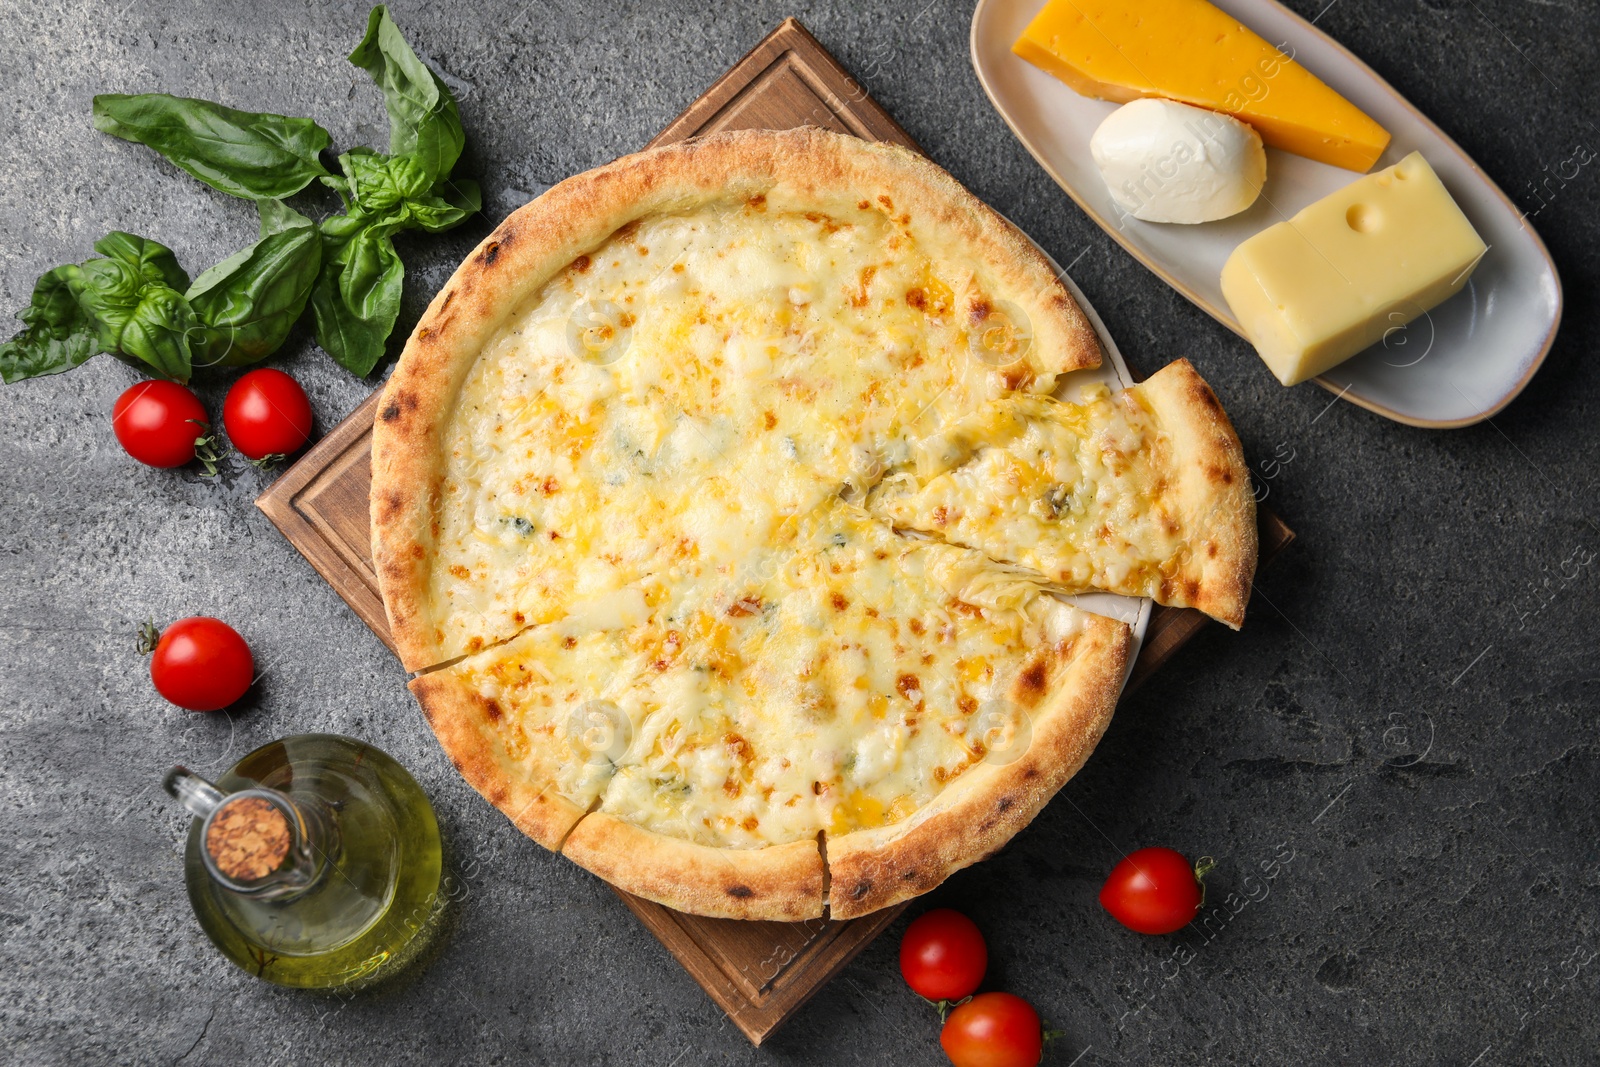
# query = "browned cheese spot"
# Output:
<box><xmin>1018</xmin><ymin>661</ymin><xmax>1048</xmax><ymax>699</ymax></box>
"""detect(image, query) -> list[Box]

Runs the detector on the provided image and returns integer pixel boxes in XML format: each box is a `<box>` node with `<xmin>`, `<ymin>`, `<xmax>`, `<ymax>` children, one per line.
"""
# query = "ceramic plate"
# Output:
<box><xmin>971</xmin><ymin>0</ymin><xmax>1563</xmax><ymax>427</ymax></box>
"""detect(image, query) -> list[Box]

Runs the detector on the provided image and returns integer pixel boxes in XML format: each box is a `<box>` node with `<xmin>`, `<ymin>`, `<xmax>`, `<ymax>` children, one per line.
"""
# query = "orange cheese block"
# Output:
<box><xmin>1013</xmin><ymin>0</ymin><xmax>1391</xmax><ymax>172</ymax></box>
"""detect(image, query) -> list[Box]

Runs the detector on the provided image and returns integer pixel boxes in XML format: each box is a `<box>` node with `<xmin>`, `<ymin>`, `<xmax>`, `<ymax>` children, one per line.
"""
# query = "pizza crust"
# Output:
<box><xmin>372</xmin><ymin>126</ymin><xmax>1103</xmax><ymax>672</ymax></box>
<box><xmin>407</xmin><ymin>671</ymin><xmax>589</xmax><ymax>850</ymax></box>
<box><xmin>1139</xmin><ymin>359</ymin><xmax>1257</xmax><ymax>629</ymax></box>
<box><xmin>561</xmin><ymin>815</ymin><xmax>826</xmax><ymax>921</ymax></box>
<box><xmin>825</xmin><ymin>612</ymin><xmax>1131</xmax><ymax>918</ymax></box>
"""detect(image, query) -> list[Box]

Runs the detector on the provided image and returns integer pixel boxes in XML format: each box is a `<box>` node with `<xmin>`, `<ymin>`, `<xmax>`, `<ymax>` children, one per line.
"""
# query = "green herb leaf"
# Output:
<box><xmin>310</xmin><ymin>213</ymin><xmax>405</xmax><ymax>376</ymax></box>
<box><xmin>187</xmin><ymin>200</ymin><xmax>322</xmax><ymax>368</ymax></box>
<box><xmin>0</xmin><ymin>266</ymin><xmax>103</xmax><ymax>384</ymax></box>
<box><xmin>117</xmin><ymin>284</ymin><xmax>198</xmax><ymax>381</ymax></box>
<box><xmin>347</xmin><ymin>6</ymin><xmax>465</xmax><ymax>187</ymax></box>
<box><xmin>93</xmin><ymin>93</ymin><xmax>334</xmax><ymax>201</ymax></box>
<box><xmin>324</xmin><ymin>147</ymin><xmax>433</xmax><ymax>215</ymax></box>
<box><xmin>406</xmin><ymin>178</ymin><xmax>481</xmax><ymax>233</ymax></box>
<box><xmin>72</xmin><ymin>233</ymin><xmax>196</xmax><ymax>375</ymax></box>
<box><xmin>92</xmin><ymin>231</ymin><xmax>190</xmax><ymax>291</ymax></box>
<box><xmin>323</xmin><ymin>148</ymin><xmax>481</xmax><ymax>232</ymax></box>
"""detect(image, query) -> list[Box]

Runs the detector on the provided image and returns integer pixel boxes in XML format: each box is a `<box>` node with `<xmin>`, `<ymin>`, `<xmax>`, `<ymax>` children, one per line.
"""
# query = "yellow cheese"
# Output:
<box><xmin>1013</xmin><ymin>0</ymin><xmax>1391</xmax><ymax>172</ymax></box>
<box><xmin>1219</xmin><ymin>152</ymin><xmax>1486</xmax><ymax>386</ymax></box>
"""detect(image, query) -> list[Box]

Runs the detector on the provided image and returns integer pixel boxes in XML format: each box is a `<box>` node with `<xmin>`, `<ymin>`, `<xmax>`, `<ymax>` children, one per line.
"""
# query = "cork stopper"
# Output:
<box><xmin>205</xmin><ymin>796</ymin><xmax>292</xmax><ymax>882</ymax></box>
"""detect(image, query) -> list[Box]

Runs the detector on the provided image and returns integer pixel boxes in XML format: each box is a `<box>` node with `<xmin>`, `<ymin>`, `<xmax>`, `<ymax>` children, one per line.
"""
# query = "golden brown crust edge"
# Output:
<box><xmin>561</xmin><ymin>816</ymin><xmax>825</xmax><ymax>922</ymax></box>
<box><xmin>1140</xmin><ymin>359</ymin><xmax>1258</xmax><ymax>630</ymax></box>
<box><xmin>370</xmin><ymin>126</ymin><xmax>1103</xmax><ymax>672</ymax></box>
<box><xmin>406</xmin><ymin>672</ymin><xmax>588</xmax><ymax>850</ymax></box>
<box><xmin>826</xmin><ymin>613</ymin><xmax>1133</xmax><ymax>919</ymax></box>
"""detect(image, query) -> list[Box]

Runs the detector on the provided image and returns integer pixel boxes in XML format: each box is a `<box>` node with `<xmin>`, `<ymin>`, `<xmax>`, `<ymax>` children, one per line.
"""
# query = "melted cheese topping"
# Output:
<box><xmin>872</xmin><ymin>381</ymin><xmax>1191</xmax><ymax>598</ymax></box>
<box><xmin>443</xmin><ymin>501</ymin><xmax>1092</xmax><ymax>847</ymax></box>
<box><xmin>423</xmin><ymin>198</ymin><xmax>1160</xmax><ymax>850</ymax></box>
<box><xmin>431</xmin><ymin>199</ymin><xmax>1062</xmax><ymax>659</ymax></box>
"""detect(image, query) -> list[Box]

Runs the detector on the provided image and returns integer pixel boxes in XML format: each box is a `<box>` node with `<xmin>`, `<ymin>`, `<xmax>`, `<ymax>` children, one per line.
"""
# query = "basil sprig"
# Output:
<box><xmin>2</xmin><ymin>5</ymin><xmax>476</xmax><ymax>385</ymax></box>
<box><xmin>310</xmin><ymin>6</ymin><xmax>481</xmax><ymax>375</ymax></box>
<box><xmin>1</xmin><ymin>234</ymin><xmax>194</xmax><ymax>383</ymax></box>
<box><xmin>0</xmin><ymin>203</ymin><xmax>323</xmax><ymax>384</ymax></box>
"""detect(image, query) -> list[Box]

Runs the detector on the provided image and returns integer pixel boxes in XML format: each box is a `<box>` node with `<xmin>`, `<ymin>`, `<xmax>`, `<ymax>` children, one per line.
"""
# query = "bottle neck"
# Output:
<box><xmin>164</xmin><ymin>766</ymin><xmax>337</xmax><ymax>900</ymax></box>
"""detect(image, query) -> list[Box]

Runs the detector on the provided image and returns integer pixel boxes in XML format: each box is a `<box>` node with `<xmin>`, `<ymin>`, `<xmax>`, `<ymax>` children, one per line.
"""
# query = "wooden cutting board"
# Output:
<box><xmin>256</xmin><ymin>17</ymin><xmax>1295</xmax><ymax>1045</ymax></box>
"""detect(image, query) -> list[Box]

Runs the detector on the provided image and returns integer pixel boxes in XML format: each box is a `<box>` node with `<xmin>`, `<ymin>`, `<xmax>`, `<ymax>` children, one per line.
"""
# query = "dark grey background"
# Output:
<box><xmin>2</xmin><ymin>0</ymin><xmax>1596</xmax><ymax>1063</ymax></box>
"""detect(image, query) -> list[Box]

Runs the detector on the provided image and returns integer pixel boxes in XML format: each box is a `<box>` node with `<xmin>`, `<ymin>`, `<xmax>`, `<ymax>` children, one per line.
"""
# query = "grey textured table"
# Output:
<box><xmin>2</xmin><ymin>1</ymin><xmax>1596</xmax><ymax>1064</ymax></box>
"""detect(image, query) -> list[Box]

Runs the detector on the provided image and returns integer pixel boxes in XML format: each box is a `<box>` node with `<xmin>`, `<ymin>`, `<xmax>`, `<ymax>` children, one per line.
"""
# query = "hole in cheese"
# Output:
<box><xmin>1345</xmin><ymin>203</ymin><xmax>1379</xmax><ymax>233</ymax></box>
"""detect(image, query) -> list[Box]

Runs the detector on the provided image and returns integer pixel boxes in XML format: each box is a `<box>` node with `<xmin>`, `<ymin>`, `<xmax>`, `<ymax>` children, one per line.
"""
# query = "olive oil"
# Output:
<box><xmin>166</xmin><ymin>734</ymin><xmax>442</xmax><ymax>989</ymax></box>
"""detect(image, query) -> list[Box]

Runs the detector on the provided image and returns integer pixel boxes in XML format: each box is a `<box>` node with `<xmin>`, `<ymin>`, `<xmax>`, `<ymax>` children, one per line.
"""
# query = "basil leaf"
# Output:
<box><xmin>93</xmin><ymin>93</ymin><xmax>333</xmax><ymax>201</ymax></box>
<box><xmin>73</xmin><ymin>233</ymin><xmax>188</xmax><ymax>358</ymax></box>
<box><xmin>187</xmin><ymin>200</ymin><xmax>322</xmax><ymax>368</ymax></box>
<box><xmin>117</xmin><ymin>284</ymin><xmax>198</xmax><ymax>381</ymax></box>
<box><xmin>310</xmin><ymin>214</ymin><xmax>405</xmax><ymax>376</ymax></box>
<box><xmin>324</xmin><ymin>149</ymin><xmax>480</xmax><ymax>232</ymax></box>
<box><xmin>67</xmin><ymin>234</ymin><xmax>198</xmax><ymax>380</ymax></box>
<box><xmin>406</xmin><ymin>178</ymin><xmax>481</xmax><ymax>233</ymax></box>
<box><xmin>347</xmin><ymin>6</ymin><xmax>465</xmax><ymax>187</ymax></box>
<box><xmin>92</xmin><ymin>231</ymin><xmax>190</xmax><ymax>292</ymax></box>
<box><xmin>324</xmin><ymin>147</ymin><xmax>433</xmax><ymax>215</ymax></box>
<box><xmin>0</xmin><ymin>266</ymin><xmax>102</xmax><ymax>384</ymax></box>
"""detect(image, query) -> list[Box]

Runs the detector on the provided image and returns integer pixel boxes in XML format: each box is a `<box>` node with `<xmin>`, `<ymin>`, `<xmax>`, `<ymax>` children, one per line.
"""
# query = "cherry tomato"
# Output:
<box><xmin>1099</xmin><ymin>847</ymin><xmax>1210</xmax><ymax>935</ymax></box>
<box><xmin>148</xmin><ymin>617</ymin><xmax>254</xmax><ymax>712</ymax></box>
<box><xmin>222</xmin><ymin>368</ymin><xmax>313</xmax><ymax>461</ymax></box>
<box><xmin>900</xmin><ymin>908</ymin><xmax>988</xmax><ymax>1001</ymax></box>
<box><xmin>111</xmin><ymin>380</ymin><xmax>209</xmax><ymax>468</ymax></box>
<box><xmin>940</xmin><ymin>992</ymin><xmax>1043</xmax><ymax>1067</ymax></box>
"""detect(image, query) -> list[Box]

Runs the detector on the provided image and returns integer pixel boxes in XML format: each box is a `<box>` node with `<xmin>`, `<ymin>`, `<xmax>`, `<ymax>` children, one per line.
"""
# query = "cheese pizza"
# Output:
<box><xmin>371</xmin><ymin>128</ymin><xmax>1254</xmax><ymax>920</ymax></box>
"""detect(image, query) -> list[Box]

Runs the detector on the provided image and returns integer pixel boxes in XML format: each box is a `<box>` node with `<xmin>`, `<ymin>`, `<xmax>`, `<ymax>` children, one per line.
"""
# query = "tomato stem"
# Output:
<box><xmin>919</xmin><ymin>993</ymin><xmax>973</xmax><ymax>1022</ymax></box>
<box><xmin>136</xmin><ymin>620</ymin><xmax>160</xmax><ymax>656</ymax></box>
<box><xmin>187</xmin><ymin>419</ymin><xmax>223</xmax><ymax>478</ymax></box>
<box><xmin>1194</xmin><ymin>855</ymin><xmax>1217</xmax><ymax>908</ymax></box>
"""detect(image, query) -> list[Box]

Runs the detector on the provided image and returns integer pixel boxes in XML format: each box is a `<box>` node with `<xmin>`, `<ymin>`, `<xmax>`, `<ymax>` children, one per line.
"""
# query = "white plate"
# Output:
<box><xmin>971</xmin><ymin>0</ymin><xmax>1563</xmax><ymax>428</ymax></box>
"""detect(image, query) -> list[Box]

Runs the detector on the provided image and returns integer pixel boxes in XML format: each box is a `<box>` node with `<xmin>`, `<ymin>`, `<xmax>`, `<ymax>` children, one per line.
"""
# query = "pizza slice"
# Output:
<box><xmin>866</xmin><ymin>359</ymin><xmax>1257</xmax><ymax>628</ymax></box>
<box><xmin>560</xmin><ymin>502</ymin><xmax>1132</xmax><ymax>919</ymax></box>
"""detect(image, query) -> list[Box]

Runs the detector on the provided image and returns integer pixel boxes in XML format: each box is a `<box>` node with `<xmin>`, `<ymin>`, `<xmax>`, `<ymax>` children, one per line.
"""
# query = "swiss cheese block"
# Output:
<box><xmin>1219</xmin><ymin>151</ymin><xmax>1486</xmax><ymax>386</ymax></box>
<box><xmin>1012</xmin><ymin>0</ymin><xmax>1391</xmax><ymax>171</ymax></box>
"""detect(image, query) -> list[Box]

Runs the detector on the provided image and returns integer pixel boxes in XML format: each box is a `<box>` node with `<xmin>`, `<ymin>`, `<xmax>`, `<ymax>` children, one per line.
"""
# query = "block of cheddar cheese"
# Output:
<box><xmin>1219</xmin><ymin>152</ymin><xmax>1487</xmax><ymax>386</ymax></box>
<box><xmin>1013</xmin><ymin>0</ymin><xmax>1391</xmax><ymax>172</ymax></box>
